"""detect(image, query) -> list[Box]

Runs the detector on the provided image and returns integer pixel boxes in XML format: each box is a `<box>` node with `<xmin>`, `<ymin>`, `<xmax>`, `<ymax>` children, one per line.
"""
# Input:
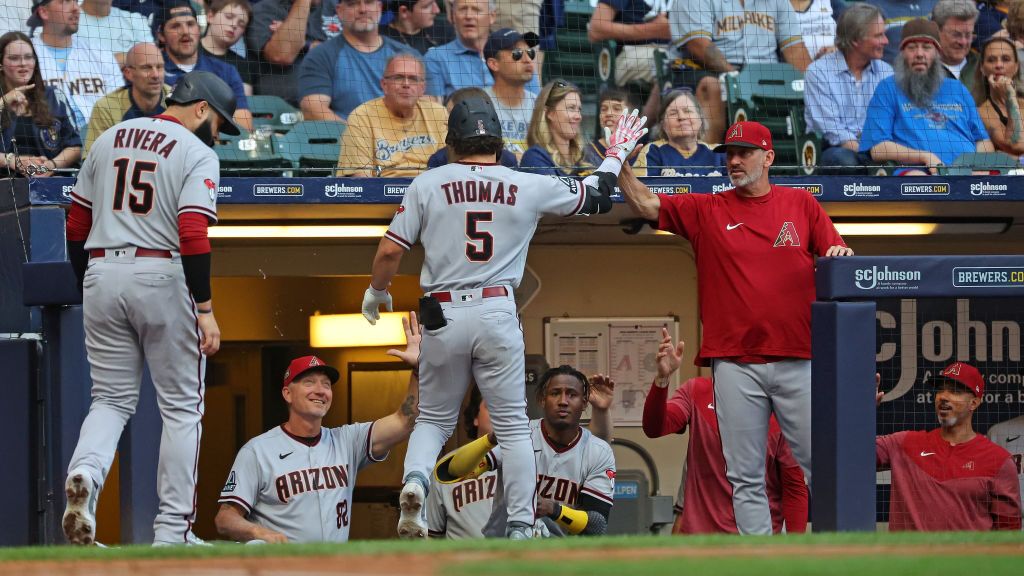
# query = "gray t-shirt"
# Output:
<box><xmin>246</xmin><ymin>0</ymin><xmax>336</xmax><ymax>103</ymax></box>
<box><xmin>483</xmin><ymin>86</ymin><xmax>536</xmax><ymax>157</ymax></box>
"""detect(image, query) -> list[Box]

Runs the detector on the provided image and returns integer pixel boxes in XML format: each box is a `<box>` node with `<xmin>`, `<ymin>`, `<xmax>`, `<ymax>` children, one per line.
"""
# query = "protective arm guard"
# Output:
<box><xmin>548</xmin><ymin>502</ymin><xmax>609</xmax><ymax>535</ymax></box>
<box><xmin>580</xmin><ymin>170</ymin><xmax>616</xmax><ymax>215</ymax></box>
<box><xmin>433</xmin><ymin>434</ymin><xmax>496</xmax><ymax>484</ymax></box>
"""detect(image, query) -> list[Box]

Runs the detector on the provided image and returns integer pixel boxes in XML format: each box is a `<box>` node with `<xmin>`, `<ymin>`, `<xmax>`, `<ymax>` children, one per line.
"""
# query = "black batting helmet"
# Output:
<box><xmin>448</xmin><ymin>94</ymin><xmax>502</xmax><ymax>142</ymax></box>
<box><xmin>166</xmin><ymin>71</ymin><xmax>242</xmax><ymax>135</ymax></box>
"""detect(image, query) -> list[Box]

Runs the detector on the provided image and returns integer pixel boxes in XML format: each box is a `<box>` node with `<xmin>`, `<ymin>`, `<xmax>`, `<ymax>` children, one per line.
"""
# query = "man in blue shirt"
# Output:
<box><xmin>298</xmin><ymin>0</ymin><xmax>414</xmax><ymax>122</ymax></box>
<box><xmin>158</xmin><ymin>0</ymin><xmax>253</xmax><ymax>131</ymax></box>
<box><xmin>804</xmin><ymin>3</ymin><xmax>892</xmax><ymax>172</ymax></box>
<box><xmin>424</xmin><ymin>0</ymin><xmax>539</xmax><ymax>101</ymax></box>
<box><xmin>860</xmin><ymin>18</ymin><xmax>992</xmax><ymax>174</ymax></box>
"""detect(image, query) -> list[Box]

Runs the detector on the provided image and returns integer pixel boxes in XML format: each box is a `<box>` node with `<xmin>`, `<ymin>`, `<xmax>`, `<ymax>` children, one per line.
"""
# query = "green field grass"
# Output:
<box><xmin>1</xmin><ymin>531</ymin><xmax>1022</xmax><ymax>563</ymax></box>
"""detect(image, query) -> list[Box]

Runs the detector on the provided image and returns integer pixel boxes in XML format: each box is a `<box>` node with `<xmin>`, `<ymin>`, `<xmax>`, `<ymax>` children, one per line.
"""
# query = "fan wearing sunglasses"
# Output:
<box><xmin>483</xmin><ymin>28</ymin><xmax>539</xmax><ymax>158</ymax></box>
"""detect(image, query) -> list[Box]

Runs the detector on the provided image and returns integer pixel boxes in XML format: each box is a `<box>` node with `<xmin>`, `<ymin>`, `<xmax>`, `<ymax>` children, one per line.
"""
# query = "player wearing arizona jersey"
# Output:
<box><xmin>428</xmin><ymin>376</ymin><xmax>616</xmax><ymax>539</ymax></box>
<box><xmin>876</xmin><ymin>362</ymin><xmax>1022</xmax><ymax>531</ymax></box>
<box><xmin>643</xmin><ymin>330</ymin><xmax>808</xmax><ymax>534</ymax></box>
<box><xmin>214</xmin><ymin>318</ymin><xmax>420</xmax><ymax>543</ymax></box>
<box><xmin>618</xmin><ymin>120</ymin><xmax>851</xmax><ymax>535</ymax></box>
<box><xmin>61</xmin><ymin>71</ymin><xmax>238</xmax><ymax>546</ymax></box>
<box><xmin>436</xmin><ymin>366</ymin><xmax>616</xmax><ymax>537</ymax></box>
<box><xmin>988</xmin><ymin>414</ymin><xmax>1024</xmax><ymax>520</ymax></box>
<box><xmin>363</xmin><ymin>98</ymin><xmax>646</xmax><ymax>540</ymax></box>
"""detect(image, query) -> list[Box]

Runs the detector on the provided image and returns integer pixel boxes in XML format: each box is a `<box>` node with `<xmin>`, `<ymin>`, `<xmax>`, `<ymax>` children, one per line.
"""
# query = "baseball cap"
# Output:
<box><xmin>26</xmin><ymin>0</ymin><xmax>56</xmax><ymax>29</ymax></box>
<box><xmin>283</xmin><ymin>356</ymin><xmax>340</xmax><ymax>388</ymax></box>
<box><xmin>156</xmin><ymin>0</ymin><xmax>199</xmax><ymax>32</ymax></box>
<box><xmin>900</xmin><ymin>18</ymin><xmax>941</xmax><ymax>51</ymax></box>
<box><xmin>935</xmin><ymin>361</ymin><xmax>984</xmax><ymax>398</ymax></box>
<box><xmin>484</xmin><ymin>28</ymin><xmax>540</xmax><ymax>60</ymax></box>
<box><xmin>713</xmin><ymin>121</ymin><xmax>773</xmax><ymax>153</ymax></box>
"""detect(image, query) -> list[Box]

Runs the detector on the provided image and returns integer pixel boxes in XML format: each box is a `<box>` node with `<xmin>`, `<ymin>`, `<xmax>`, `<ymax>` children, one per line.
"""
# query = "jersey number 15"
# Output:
<box><xmin>112</xmin><ymin>158</ymin><xmax>157</xmax><ymax>215</ymax></box>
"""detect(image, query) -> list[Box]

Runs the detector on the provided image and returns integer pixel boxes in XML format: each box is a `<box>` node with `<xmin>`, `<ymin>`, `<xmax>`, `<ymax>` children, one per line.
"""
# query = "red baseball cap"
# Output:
<box><xmin>936</xmin><ymin>362</ymin><xmax>984</xmax><ymax>398</ymax></box>
<box><xmin>283</xmin><ymin>355</ymin><xmax>340</xmax><ymax>388</ymax></box>
<box><xmin>713</xmin><ymin>121</ymin><xmax>773</xmax><ymax>153</ymax></box>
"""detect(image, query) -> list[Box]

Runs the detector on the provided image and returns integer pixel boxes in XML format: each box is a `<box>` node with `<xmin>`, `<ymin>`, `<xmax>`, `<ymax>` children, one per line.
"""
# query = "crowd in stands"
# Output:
<box><xmin>4</xmin><ymin>0</ymin><xmax>1024</xmax><ymax>176</ymax></box>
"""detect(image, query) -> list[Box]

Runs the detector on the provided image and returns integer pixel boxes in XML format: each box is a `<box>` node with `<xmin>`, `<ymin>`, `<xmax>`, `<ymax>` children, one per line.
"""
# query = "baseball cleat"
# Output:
<box><xmin>396</xmin><ymin>481</ymin><xmax>427</xmax><ymax>539</ymax></box>
<box><xmin>62</xmin><ymin>470</ymin><xmax>97</xmax><ymax>546</ymax></box>
<box><xmin>506</xmin><ymin>521</ymin><xmax>534</xmax><ymax>540</ymax></box>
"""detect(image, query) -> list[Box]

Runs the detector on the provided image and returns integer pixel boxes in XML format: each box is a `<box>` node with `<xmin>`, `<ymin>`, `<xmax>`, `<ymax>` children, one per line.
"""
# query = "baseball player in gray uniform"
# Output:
<box><xmin>214</xmin><ymin>316</ymin><xmax>421</xmax><ymax>543</ymax></box>
<box><xmin>362</xmin><ymin>96</ymin><xmax>647</xmax><ymax>540</ymax></box>
<box><xmin>62</xmin><ymin>71</ymin><xmax>239</xmax><ymax>546</ymax></box>
<box><xmin>988</xmin><ymin>414</ymin><xmax>1024</xmax><ymax>520</ymax></box>
<box><xmin>436</xmin><ymin>366</ymin><xmax>617</xmax><ymax>537</ymax></box>
<box><xmin>427</xmin><ymin>376</ymin><xmax>615</xmax><ymax>538</ymax></box>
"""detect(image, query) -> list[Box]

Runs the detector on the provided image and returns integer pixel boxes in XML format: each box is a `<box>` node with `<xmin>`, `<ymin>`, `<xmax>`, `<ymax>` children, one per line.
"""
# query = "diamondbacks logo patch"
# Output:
<box><xmin>223</xmin><ymin>471</ymin><xmax>237</xmax><ymax>493</ymax></box>
<box><xmin>773</xmin><ymin>222</ymin><xmax>801</xmax><ymax>247</ymax></box>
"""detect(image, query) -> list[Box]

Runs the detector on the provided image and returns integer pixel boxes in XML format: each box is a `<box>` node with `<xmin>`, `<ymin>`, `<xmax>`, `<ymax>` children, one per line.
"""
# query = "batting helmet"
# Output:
<box><xmin>166</xmin><ymin>71</ymin><xmax>242</xmax><ymax>135</ymax></box>
<box><xmin>447</xmin><ymin>94</ymin><xmax>502</xmax><ymax>141</ymax></box>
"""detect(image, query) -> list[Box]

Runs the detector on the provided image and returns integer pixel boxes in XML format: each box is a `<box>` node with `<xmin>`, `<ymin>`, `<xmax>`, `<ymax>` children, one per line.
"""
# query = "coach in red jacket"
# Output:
<box><xmin>877</xmin><ymin>362</ymin><xmax>1022</xmax><ymax>531</ymax></box>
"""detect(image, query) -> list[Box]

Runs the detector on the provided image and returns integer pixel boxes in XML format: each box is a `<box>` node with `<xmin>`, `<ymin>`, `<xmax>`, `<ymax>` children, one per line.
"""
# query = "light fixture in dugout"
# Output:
<box><xmin>209</xmin><ymin>225</ymin><xmax>389</xmax><ymax>239</ymax></box>
<box><xmin>649</xmin><ymin>222</ymin><xmax>1008</xmax><ymax>236</ymax></box>
<box><xmin>310</xmin><ymin>312</ymin><xmax>409</xmax><ymax>348</ymax></box>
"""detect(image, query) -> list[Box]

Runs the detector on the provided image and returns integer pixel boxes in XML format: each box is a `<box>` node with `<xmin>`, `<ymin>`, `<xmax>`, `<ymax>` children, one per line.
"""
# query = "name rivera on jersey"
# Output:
<box><xmin>275</xmin><ymin>463</ymin><xmax>352</xmax><ymax>503</ymax></box>
<box><xmin>112</xmin><ymin>127</ymin><xmax>179</xmax><ymax>158</ymax></box>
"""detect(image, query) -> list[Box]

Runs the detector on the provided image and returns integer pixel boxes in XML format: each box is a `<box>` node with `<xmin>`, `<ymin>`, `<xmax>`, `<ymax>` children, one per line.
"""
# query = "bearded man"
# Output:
<box><xmin>860</xmin><ymin>18</ymin><xmax>991</xmax><ymax>175</ymax></box>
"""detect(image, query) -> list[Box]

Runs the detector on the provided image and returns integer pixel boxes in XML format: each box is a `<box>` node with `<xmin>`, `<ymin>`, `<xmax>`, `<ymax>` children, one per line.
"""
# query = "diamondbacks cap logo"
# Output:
<box><xmin>944</xmin><ymin>364</ymin><xmax>961</xmax><ymax>377</ymax></box>
<box><xmin>773</xmin><ymin>222</ymin><xmax>801</xmax><ymax>247</ymax></box>
<box><xmin>476</xmin><ymin>120</ymin><xmax>486</xmax><ymax>135</ymax></box>
<box><xmin>309</xmin><ymin>357</ymin><xmax>321</xmax><ymax>367</ymax></box>
<box><xmin>728</xmin><ymin>125</ymin><xmax>742</xmax><ymax>139</ymax></box>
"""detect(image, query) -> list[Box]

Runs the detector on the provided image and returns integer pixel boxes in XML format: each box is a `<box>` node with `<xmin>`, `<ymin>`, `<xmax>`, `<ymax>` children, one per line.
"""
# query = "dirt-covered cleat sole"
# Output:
<box><xmin>62</xmin><ymin>472</ymin><xmax>96</xmax><ymax>546</ymax></box>
<box><xmin>396</xmin><ymin>482</ymin><xmax>427</xmax><ymax>539</ymax></box>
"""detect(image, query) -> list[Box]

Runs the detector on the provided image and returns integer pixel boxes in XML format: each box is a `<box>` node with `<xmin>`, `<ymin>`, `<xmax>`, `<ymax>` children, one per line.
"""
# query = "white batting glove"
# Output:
<box><xmin>603</xmin><ymin>108</ymin><xmax>649</xmax><ymax>164</ymax></box>
<box><xmin>361</xmin><ymin>286</ymin><xmax>393</xmax><ymax>325</ymax></box>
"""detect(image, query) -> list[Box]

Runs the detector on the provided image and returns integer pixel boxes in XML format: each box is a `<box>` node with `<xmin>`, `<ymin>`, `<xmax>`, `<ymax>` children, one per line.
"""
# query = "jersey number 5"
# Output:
<box><xmin>112</xmin><ymin>158</ymin><xmax>157</xmax><ymax>215</ymax></box>
<box><xmin>465</xmin><ymin>211</ymin><xmax>493</xmax><ymax>262</ymax></box>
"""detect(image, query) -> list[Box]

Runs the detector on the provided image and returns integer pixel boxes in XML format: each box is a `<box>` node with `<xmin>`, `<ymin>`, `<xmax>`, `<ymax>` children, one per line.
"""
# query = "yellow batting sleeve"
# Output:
<box><xmin>554</xmin><ymin>505</ymin><xmax>590</xmax><ymax>535</ymax></box>
<box><xmin>433</xmin><ymin>434</ymin><xmax>495</xmax><ymax>484</ymax></box>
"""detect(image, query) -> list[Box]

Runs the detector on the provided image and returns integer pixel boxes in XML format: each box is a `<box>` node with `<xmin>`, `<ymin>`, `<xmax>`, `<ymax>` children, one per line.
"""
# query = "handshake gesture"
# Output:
<box><xmin>604</xmin><ymin>109</ymin><xmax>649</xmax><ymax>164</ymax></box>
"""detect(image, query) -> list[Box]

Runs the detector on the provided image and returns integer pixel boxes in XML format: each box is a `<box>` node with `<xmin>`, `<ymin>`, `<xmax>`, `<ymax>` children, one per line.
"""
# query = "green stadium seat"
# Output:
<box><xmin>724</xmin><ymin>63</ymin><xmax>819</xmax><ymax>174</ymax></box>
<box><xmin>214</xmin><ymin>129</ymin><xmax>290</xmax><ymax>176</ymax></box>
<box><xmin>941</xmin><ymin>152</ymin><xmax>1021</xmax><ymax>175</ymax></box>
<box><xmin>248</xmin><ymin>95</ymin><xmax>302</xmax><ymax>134</ymax></box>
<box><xmin>274</xmin><ymin>120</ymin><xmax>346</xmax><ymax>174</ymax></box>
<box><xmin>543</xmin><ymin>0</ymin><xmax>600</xmax><ymax>134</ymax></box>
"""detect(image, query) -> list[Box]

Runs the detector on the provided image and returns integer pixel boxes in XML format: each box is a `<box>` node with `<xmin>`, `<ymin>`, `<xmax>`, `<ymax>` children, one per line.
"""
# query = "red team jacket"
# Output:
<box><xmin>877</xmin><ymin>429</ymin><xmax>1022</xmax><ymax>531</ymax></box>
<box><xmin>643</xmin><ymin>377</ymin><xmax>809</xmax><ymax>534</ymax></box>
<box><xmin>656</xmin><ymin>187</ymin><xmax>846</xmax><ymax>365</ymax></box>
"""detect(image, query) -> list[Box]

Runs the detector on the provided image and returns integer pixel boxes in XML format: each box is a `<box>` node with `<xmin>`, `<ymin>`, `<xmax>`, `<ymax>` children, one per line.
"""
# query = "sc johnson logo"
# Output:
<box><xmin>969</xmin><ymin>181</ymin><xmax>1008</xmax><ymax>197</ymax></box>
<box><xmin>61</xmin><ymin>185</ymin><xmax>73</xmax><ymax>199</ymax></box>
<box><xmin>253</xmin><ymin>184</ymin><xmax>303</xmax><ymax>196</ymax></box>
<box><xmin>384</xmin><ymin>185</ymin><xmax>408</xmax><ymax>197</ymax></box>
<box><xmin>900</xmin><ymin>182</ymin><xmax>949</xmax><ymax>196</ymax></box>
<box><xmin>843</xmin><ymin>182</ymin><xmax>881</xmax><ymax>197</ymax></box>
<box><xmin>791</xmin><ymin>183</ymin><xmax>823</xmax><ymax>196</ymax></box>
<box><xmin>324</xmin><ymin>183</ymin><xmax>363</xmax><ymax>197</ymax></box>
<box><xmin>854</xmin><ymin>265</ymin><xmax>922</xmax><ymax>290</ymax></box>
<box><xmin>712</xmin><ymin>182</ymin><xmax>735</xmax><ymax>193</ymax></box>
<box><xmin>648</xmin><ymin>185</ymin><xmax>692</xmax><ymax>195</ymax></box>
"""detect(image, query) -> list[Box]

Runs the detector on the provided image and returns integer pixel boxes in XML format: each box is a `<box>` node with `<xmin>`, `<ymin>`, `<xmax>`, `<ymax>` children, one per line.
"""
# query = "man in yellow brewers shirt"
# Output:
<box><xmin>337</xmin><ymin>52</ymin><xmax>447</xmax><ymax>176</ymax></box>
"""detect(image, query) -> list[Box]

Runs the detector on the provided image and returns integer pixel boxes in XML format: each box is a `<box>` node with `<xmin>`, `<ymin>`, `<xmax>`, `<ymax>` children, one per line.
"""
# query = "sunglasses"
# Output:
<box><xmin>510</xmin><ymin>48</ymin><xmax>536</xmax><ymax>61</ymax></box>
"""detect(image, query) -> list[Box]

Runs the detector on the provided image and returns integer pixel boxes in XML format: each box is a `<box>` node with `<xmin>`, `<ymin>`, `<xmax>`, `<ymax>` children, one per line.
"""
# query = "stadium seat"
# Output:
<box><xmin>723</xmin><ymin>63</ymin><xmax>819</xmax><ymax>175</ymax></box>
<box><xmin>543</xmin><ymin>0</ymin><xmax>600</xmax><ymax>134</ymax></box>
<box><xmin>941</xmin><ymin>152</ymin><xmax>1021</xmax><ymax>175</ymax></box>
<box><xmin>274</xmin><ymin>120</ymin><xmax>346</xmax><ymax>174</ymax></box>
<box><xmin>248</xmin><ymin>95</ymin><xmax>303</xmax><ymax>134</ymax></box>
<box><xmin>214</xmin><ymin>129</ymin><xmax>290</xmax><ymax>176</ymax></box>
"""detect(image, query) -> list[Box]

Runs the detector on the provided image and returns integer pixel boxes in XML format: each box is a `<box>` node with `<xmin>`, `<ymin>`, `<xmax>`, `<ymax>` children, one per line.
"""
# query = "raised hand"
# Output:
<box><xmin>604</xmin><ymin>108</ymin><xmax>649</xmax><ymax>164</ymax></box>
<box><xmin>655</xmin><ymin>327</ymin><xmax>685</xmax><ymax>380</ymax></box>
<box><xmin>386</xmin><ymin>311</ymin><xmax>421</xmax><ymax>367</ymax></box>
<box><xmin>588</xmin><ymin>374</ymin><xmax>615</xmax><ymax>411</ymax></box>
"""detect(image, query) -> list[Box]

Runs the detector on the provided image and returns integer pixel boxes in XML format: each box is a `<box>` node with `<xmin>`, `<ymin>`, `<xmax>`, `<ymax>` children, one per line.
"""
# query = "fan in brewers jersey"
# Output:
<box><xmin>435</xmin><ymin>366</ymin><xmax>616</xmax><ymax>537</ymax></box>
<box><xmin>427</xmin><ymin>374</ymin><xmax>616</xmax><ymax>539</ymax></box>
<box><xmin>215</xmin><ymin>314</ymin><xmax>421</xmax><ymax>543</ymax></box>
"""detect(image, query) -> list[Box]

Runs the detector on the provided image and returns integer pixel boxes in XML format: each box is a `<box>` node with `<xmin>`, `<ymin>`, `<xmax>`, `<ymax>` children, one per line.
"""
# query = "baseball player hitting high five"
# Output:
<box><xmin>363</xmin><ymin>98</ymin><xmax>648</xmax><ymax>539</ymax></box>
<box><xmin>617</xmin><ymin>120</ymin><xmax>852</xmax><ymax>535</ymax></box>
<box><xmin>62</xmin><ymin>70</ymin><xmax>239</xmax><ymax>546</ymax></box>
